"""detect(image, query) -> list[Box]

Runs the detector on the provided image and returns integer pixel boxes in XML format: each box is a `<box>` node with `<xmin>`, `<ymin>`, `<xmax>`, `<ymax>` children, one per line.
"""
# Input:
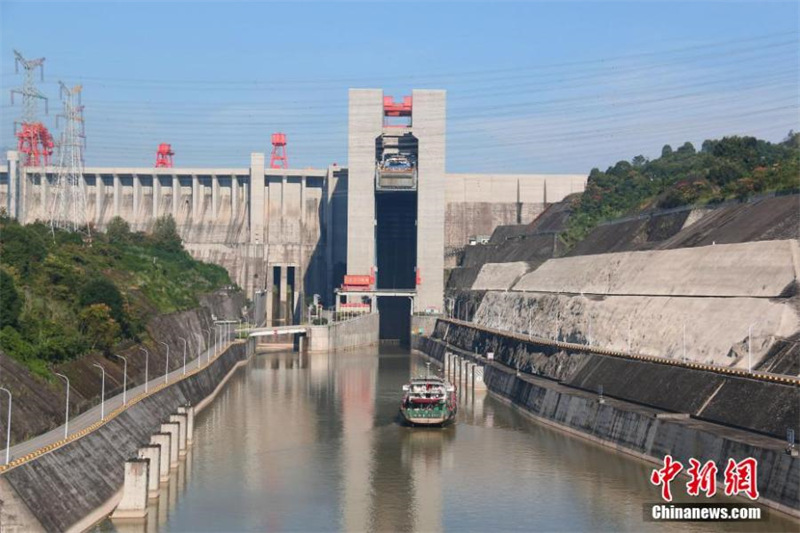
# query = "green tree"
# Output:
<box><xmin>661</xmin><ymin>144</ymin><xmax>673</xmax><ymax>158</ymax></box>
<box><xmin>79</xmin><ymin>303</ymin><xmax>120</xmax><ymax>353</ymax></box>
<box><xmin>79</xmin><ymin>278</ymin><xmax>127</xmax><ymax>330</ymax></box>
<box><xmin>0</xmin><ymin>269</ymin><xmax>22</xmax><ymax>329</ymax></box>
<box><xmin>677</xmin><ymin>142</ymin><xmax>696</xmax><ymax>156</ymax></box>
<box><xmin>151</xmin><ymin>215</ymin><xmax>182</xmax><ymax>253</ymax></box>
<box><xmin>106</xmin><ymin>216</ymin><xmax>131</xmax><ymax>244</ymax></box>
<box><xmin>0</xmin><ymin>223</ymin><xmax>48</xmax><ymax>275</ymax></box>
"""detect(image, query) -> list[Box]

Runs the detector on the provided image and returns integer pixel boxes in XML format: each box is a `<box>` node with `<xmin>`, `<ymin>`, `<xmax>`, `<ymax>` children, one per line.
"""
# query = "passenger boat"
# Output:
<box><xmin>400</xmin><ymin>363</ymin><xmax>457</xmax><ymax>427</ymax></box>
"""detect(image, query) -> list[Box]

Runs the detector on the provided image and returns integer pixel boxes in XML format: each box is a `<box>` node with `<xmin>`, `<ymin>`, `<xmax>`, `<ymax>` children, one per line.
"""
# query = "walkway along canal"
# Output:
<box><xmin>95</xmin><ymin>347</ymin><xmax>796</xmax><ymax>532</ymax></box>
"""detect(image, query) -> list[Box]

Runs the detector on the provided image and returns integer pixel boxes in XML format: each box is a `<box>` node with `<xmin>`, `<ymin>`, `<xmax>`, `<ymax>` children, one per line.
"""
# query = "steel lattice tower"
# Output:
<box><xmin>49</xmin><ymin>82</ymin><xmax>90</xmax><ymax>236</ymax></box>
<box><xmin>9</xmin><ymin>50</ymin><xmax>54</xmax><ymax>167</ymax></box>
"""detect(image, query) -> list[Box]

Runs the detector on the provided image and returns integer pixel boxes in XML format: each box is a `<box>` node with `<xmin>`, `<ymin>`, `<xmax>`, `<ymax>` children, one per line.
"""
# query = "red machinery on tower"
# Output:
<box><xmin>270</xmin><ymin>133</ymin><xmax>288</xmax><ymax>169</ymax></box>
<box><xmin>155</xmin><ymin>143</ymin><xmax>174</xmax><ymax>168</ymax></box>
<box><xmin>10</xmin><ymin>50</ymin><xmax>54</xmax><ymax>167</ymax></box>
<box><xmin>16</xmin><ymin>123</ymin><xmax>54</xmax><ymax>167</ymax></box>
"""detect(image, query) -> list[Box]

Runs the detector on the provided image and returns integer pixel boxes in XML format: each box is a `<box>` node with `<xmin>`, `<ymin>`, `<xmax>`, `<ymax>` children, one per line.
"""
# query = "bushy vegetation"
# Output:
<box><xmin>562</xmin><ymin>132</ymin><xmax>800</xmax><ymax>246</ymax></box>
<box><xmin>0</xmin><ymin>215</ymin><xmax>232</xmax><ymax>376</ymax></box>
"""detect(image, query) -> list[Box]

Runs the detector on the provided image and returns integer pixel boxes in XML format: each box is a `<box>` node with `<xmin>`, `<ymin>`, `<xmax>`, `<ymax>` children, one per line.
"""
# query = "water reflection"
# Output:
<box><xmin>94</xmin><ymin>347</ymin><xmax>797</xmax><ymax>533</ymax></box>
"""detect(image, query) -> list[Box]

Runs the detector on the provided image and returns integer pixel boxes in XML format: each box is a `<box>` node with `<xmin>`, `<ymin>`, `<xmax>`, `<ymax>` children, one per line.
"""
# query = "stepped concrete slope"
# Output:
<box><xmin>513</xmin><ymin>240</ymin><xmax>798</xmax><ymax>298</ymax></box>
<box><xmin>472</xmin><ymin>262</ymin><xmax>533</xmax><ymax>291</ymax></box>
<box><xmin>468</xmin><ymin>240</ymin><xmax>800</xmax><ymax>368</ymax></box>
<box><xmin>473</xmin><ymin>291</ymin><xmax>797</xmax><ymax>369</ymax></box>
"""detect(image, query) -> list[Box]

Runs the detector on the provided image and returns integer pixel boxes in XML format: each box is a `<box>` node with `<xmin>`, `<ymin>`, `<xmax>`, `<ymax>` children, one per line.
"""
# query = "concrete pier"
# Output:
<box><xmin>160</xmin><ymin>422</ymin><xmax>180</xmax><ymax>469</ymax></box>
<box><xmin>149</xmin><ymin>433</ymin><xmax>172</xmax><ymax>483</ymax></box>
<box><xmin>169</xmin><ymin>413</ymin><xmax>188</xmax><ymax>456</ymax></box>
<box><xmin>177</xmin><ymin>405</ymin><xmax>195</xmax><ymax>446</ymax></box>
<box><xmin>137</xmin><ymin>445</ymin><xmax>161</xmax><ymax>499</ymax></box>
<box><xmin>110</xmin><ymin>459</ymin><xmax>149</xmax><ymax>520</ymax></box>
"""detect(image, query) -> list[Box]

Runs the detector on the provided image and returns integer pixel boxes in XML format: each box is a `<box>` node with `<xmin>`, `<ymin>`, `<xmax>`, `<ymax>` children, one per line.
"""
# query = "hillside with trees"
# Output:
<box><xmin>562</xmin><ymin>132</ymin><xmax>800</xmax><ymax>246</ymax></box>
<box><xmin>0</xmin><ymin>215</ymin><xmax>232</xmax><ymax>377</ymax></box>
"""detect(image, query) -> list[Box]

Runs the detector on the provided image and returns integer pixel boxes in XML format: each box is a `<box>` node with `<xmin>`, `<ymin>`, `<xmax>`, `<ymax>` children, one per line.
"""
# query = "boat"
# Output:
<box><xmin>400</xmin><ymin>363</ymin><xmax>457</xmax><ymax>427</ymax></box>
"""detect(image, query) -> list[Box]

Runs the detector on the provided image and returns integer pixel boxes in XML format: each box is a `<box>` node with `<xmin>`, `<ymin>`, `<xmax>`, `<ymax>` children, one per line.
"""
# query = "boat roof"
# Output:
<box><xmin>409</xmin><ymin>377</ymin><xmax>446</xmax><ymax>385</ymax></box>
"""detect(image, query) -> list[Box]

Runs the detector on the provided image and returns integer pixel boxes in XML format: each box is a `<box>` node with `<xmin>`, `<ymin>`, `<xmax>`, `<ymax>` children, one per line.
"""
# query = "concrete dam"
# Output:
<box><xmin>1</xmin><ymin>88</ymin><xmax>586</xmax><ymax>333</ymax></box>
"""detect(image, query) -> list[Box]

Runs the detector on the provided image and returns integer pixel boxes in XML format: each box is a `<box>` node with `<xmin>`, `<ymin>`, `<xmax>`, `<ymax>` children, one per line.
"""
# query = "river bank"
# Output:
<box><xmin>0</xmin><ymin>338</ymin><xmax>253</xmax><ymax>532</ymax></box>
<box><xmin>413</xmin><ymin>331</ymin><xmax>800</xmax><ymax>520</ymax></box>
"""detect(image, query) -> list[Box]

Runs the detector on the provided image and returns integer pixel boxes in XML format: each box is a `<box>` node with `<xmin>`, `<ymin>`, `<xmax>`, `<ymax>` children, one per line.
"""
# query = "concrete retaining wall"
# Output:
<box><xmin>484</xmin><ymin>364</ymin><xmax>799</xmax><ymax>516</ymax></box>
<box><xmin>308</xmin><ymin>313</ymin><xmax>380</xmax><ymax>352</ymax></box>
<box><xmin>412</xmin><ymin>332</ymin><xmax>800</xmax><ymax>517</ymax></box>
<box><xmin>514</xmin><ymin>240</ymin><xmax>798</xmax><ymax>298</ymax></box>
<box><xmin>0</xmin><ymin>342</ymin><xmax>249</xmax><ymax>533</ymax></box>
<box><xmin>431</xmin><ymin>320</ymin><xmax>800</xmax><ymax>440</ymax></box>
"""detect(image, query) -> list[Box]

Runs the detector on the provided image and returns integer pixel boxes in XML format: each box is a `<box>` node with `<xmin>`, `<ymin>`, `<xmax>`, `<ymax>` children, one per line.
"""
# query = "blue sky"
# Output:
<box><xmin>1</xmin><ymin>1</ymin><xmax>798</xmax><ymax>173</ymax></box>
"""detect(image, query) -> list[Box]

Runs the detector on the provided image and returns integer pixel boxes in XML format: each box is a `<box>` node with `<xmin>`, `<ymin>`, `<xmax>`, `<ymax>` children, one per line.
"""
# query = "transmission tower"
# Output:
<box><xmin>9</xmin><ymin>50</ymin><xmax>54</xmax><ymax>167</ymax></box>
<box><xmin>49</xmin><ymin>82</ymin><xmax>90</xmax><ymax>236</ymax></box>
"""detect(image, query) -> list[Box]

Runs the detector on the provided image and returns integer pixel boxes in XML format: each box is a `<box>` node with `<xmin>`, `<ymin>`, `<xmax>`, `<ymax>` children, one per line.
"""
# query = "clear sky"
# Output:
<box><xmin>1</xmin><ymin>1</ymin><xmax>798</xmax><ymax>174</ymax></box>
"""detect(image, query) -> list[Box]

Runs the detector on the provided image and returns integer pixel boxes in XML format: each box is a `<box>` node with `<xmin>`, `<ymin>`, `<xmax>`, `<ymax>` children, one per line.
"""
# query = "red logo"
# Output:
<box><xmin>651</xmin><ymin>456</ymin><xmax>759</xmax><ymax>502</ymax></box>
<box><xmin>686</xmin><ymin>458</ymin><xmax>718</xmax><ymax>497</ymax></box>
<box><xmin>723</xmin><ymin>458</ymin><xmax>759</xmax><ymax>500</ymax></box>
<box><xmin>650</xmin><ymin>455</ymin><xmax>683</xmax><ymax>502</ymax></box>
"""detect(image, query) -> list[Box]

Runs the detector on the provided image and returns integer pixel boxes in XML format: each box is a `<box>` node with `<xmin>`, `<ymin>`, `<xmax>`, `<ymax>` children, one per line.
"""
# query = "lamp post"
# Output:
<box><xmin>180</xmin><ymin>337</ymin><xmax>188</xmax><ymax>375</ymax></box>
<box><xmin>140</xmin><ymin>347</ymin><xmax>149</xmax><ymax>393</ymax></box>
<box><xmin>195</xmin><ymin>333</ymin><xmax>203</xmax><ymax>369</ymax></box>
<box><xmin>0</xmin><ymin>387</ymin><xmax>11</xmax><ymax>464</ymax></box>
<box><xmin>54</xmin><ymin>373</ymin><xmax>70</xmax><ymax>439</ymax></box>
<box><xmin>92</xmin><ymin>364</ymin><xmax>106</xmax><ymax>420</ymax></box>
<box><xmin>159</xmin><ymin>341</ymin><xmax>170</xmax><ymax>383</ymax></box>
<box><xmin>113</xmin><ymin>354</ymin><xmax>128</xmax><ymax>405</ymax></box>
<box><xmin>206</xmin><ymin>328</ymin><xmax>214</xmax><ymax>365</ymax></box>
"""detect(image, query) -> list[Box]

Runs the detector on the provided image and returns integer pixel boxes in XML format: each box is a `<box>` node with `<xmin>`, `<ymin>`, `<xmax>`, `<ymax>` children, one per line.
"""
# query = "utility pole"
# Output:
<box><xmin>92</xmin><ymin>364</ymin><xmax>106</xmax><ymax>420</ymax></box>
<box><xmin>140</xmin><ymin>348</ymin><xmax>149</xmax><ymax>393</ymax></box>
<box><xmin>54</xmin><ymin>373</ymin><xmax>70</xmax><ymax>439</ymax></box>
<box><xmin>159</xmin><ymin>341</ymin><xmax>170</xmax><ymax>383</ymax></box>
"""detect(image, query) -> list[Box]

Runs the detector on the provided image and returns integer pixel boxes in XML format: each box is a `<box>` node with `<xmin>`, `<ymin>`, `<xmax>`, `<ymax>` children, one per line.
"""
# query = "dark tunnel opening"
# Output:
<box><xmin>375</xmin><ymin>191</ymin><xmax>417</xmax><ymax>344</ymax></box>
<box><xmin>378</xmin><ymin>297</ymin><xmax>411</xmax><ymax>346</ymax></box>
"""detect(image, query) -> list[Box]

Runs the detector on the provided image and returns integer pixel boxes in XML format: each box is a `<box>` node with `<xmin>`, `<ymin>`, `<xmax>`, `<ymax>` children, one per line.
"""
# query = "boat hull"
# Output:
<box><xmin>400</xmin><ymin>407</ymin><xmax>456</xmax><ymax>427</ymax></box>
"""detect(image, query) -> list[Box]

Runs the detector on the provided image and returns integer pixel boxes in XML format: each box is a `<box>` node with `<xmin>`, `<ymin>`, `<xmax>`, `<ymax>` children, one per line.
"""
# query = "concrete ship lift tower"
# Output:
<box><xmin>342</xmin><ymin>89</ymin><xmax>446</xmax><ymax>342</ymax></box>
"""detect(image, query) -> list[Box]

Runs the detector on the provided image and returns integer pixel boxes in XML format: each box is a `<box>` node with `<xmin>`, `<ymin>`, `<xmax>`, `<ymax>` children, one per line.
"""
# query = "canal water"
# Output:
<box><xmin>99</xmin><ymin>347</ymin><xmax>796</xmax><ymax>532</ymax></box>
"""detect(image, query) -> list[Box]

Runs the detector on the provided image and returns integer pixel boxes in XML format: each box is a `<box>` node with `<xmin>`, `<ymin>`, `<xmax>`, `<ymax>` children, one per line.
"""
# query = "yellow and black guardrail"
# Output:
<box><xmin>0</xmin><ymin>341</ymin><xmax>243</xmax><ymax>475</ymax></box>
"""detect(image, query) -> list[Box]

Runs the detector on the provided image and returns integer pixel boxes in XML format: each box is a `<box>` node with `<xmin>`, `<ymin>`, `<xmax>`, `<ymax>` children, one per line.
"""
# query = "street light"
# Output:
<box><xmin>113</xmin><ymin>354</ymin><xmax>128</xmax><ymax>405</ymax></box>
<box><xmin>206</xmin><ymin>328</ymin><xmax>214</xmax><ymax>364</ymax></box>
<box><xmin>92</xmin><ymin>363</ymin><xmax>106</xmax><ymax>420</ymax></box>
<box><xmin>180</xmin><ymin>337</ymin><xmax>188</xmax><ymax>375</ymax></box>
<box><xmin>194</xmin><ymin>333</ymin><xmax>204</xmax><ymax>369</ymax></box>
<box><xmin>140</xmin><ymin>347</ymin><xmax>149</xmax><ymax>393</ymax></box>
<box><xmin>54</xmin><ymin>373</ymin><xmax>70</xmax><ymax>439</ymax></box>
<box><xmin>159</xmin><ymin>341</ymin><xmax>170</xmax><ymax>383</ymax></box>
<box><xmin>0</xmin><ymin>387</ymin><xmax>11</xmax><ymax>464</ymax></box>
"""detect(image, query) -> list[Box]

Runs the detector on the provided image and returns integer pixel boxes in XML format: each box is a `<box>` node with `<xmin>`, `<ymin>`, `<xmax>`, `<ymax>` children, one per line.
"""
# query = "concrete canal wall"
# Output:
<box><xmin>308</xmin><ymin>313</ymin><xmax>380</xmax><ymax>352</ymax></box>
<box><xmin>430</xmin><ymin>320</ymin><xmax>799</xmax><ymax>439</ymax></box>
<box><xmin>0</xmin><ymin>341</ymin><xmax>251</xmax><ymax>533</ymax></box>
<box><xmin>412</xmin><ymin>332</ymin><xmax>800</xmax><ymax>518</ymax></box>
